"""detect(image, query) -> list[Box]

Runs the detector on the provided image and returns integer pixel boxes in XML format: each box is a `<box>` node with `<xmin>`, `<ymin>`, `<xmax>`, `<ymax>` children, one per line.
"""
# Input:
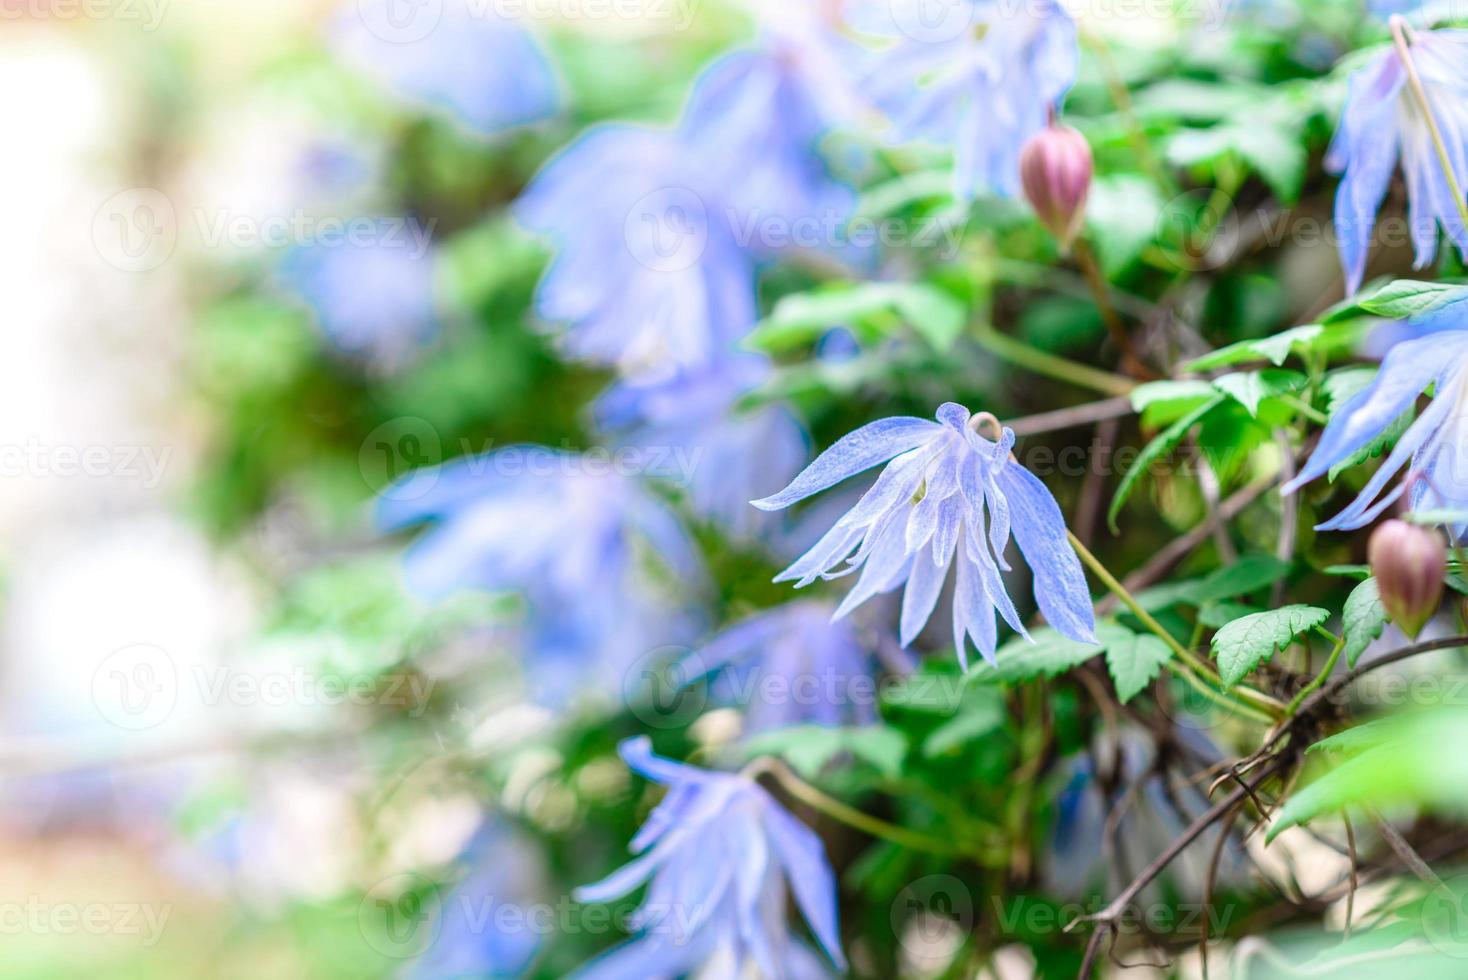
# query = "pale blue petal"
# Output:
<box><xmin>752</xmin><ymin>417</ymin><xmax>940</xmax><ymax>510</ymax></box>
<box><xmin>997</xmin><ymin>465</ymin><xmax>1097</xmax><ymax>644</ymax></box>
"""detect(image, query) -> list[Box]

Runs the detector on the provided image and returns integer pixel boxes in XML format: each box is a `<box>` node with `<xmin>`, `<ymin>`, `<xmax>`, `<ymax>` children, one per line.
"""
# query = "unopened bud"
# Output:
<box><xmin>1019</xmin><ymin>122</ymin><xmax>1093</xmax><ymax>255</ymax></box>
<box><xmin>1368</xmin><ymin>519</ymin><xmax>1447</xmax><ymax>640</ymax></box>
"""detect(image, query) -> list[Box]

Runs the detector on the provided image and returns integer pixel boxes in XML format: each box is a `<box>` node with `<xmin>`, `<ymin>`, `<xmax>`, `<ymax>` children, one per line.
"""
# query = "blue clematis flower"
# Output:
<box><xmin>408</xmin><ymin>823</ymin><xmax>547</xmax><ymax>980</ymax></box>
<box><xmin>853</xmin><ymin>0</ymin><xmax>1078</xmax><ymax>200</ymax></box>
<box><xmin>516</xmin><ymin>124</ymin><xmax>758</xmax><ymax>381</ymax></box>
<box><xmin>277</xmin><ymin>227</ymin><xmax>438</xmax><ymax>367</ymax></box>
<box><xmin>1328</xmin><ymin>28</ymin><xmax>1468</xmax><ymax>295</ymax></box>
<box><xmin>1284</xmin><ymin>329</ymin><xmax>1468</xmax><ymax>535</ymax></box>
<box><xmin>678</xmin><ymin>600</ymin><xmax>895</xmax><ymax>731</ymax></box>
<box><xmin>751</xmin><ymin>403</ymin><xmax>1096</xmax><ymax>667</ymax></box>
<box><xmin>572</xmin><ymin>737</ymin><xmax>845</xmax><ymax>979</ymax></box>
<box><xmin>596</xmin><ymin>355</ymin><xmax>809</xmax><ymax>541</ymax></box>
<box><xmin>334</xmin><ymin>0</ymin><xmax>559</xmax><ymax>136</ymax></box>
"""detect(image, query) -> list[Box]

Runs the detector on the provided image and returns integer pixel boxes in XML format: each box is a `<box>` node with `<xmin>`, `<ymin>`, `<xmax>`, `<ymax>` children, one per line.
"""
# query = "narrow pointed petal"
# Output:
<box><xmin>997</xmin><ymin>464</ymin><xmax>1097</xmax><ymax>644</ymax></box>
<box><xmin>750</xmin><ymin>417</ymin><xmax>940</xmax><ymax>510</ymax></box>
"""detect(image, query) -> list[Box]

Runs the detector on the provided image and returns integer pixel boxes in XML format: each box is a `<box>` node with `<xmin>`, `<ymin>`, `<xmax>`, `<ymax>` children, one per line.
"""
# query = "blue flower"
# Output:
<box><xmin>277</xmin><ymin>228</ymin><xmax>437</xmax><ymax>367</ymax></box>
<box><xmin>573</xmin><ymin>737</ymin><xmax>845</xmax><ymax>979</ymax></box>
<box><xmin>752</xmin><ymin>403</ymin><xmax>1096</xmax><ymax>667</ymax></box>
<box><xmin>1328</xmin><ymin>28</ymin><xmax>1468</xmax><ymax>295</ymax></box>
<box><xmin>408</xmin><ymin>823</ymin><xmax>547</xmax><ymax>980</ymax></box>
<box><xmin>378</xmin><ymin>447</ymin><xmax>701</xmax><ymax>603</ymax></box>
<box><xmin>679</xmin><ymin>600</ymin><xmax>894</xmax><ymax>731</ymax></box>
<box><xmin>516</xmin><ymin>124</ymin><xmax>758</xmax><ymax>380</ymax></box>
<box><xmin>596</xmin><ymin>356</ymin><xmax>809</xmax><ymax>540</ymax></box>
<box><xmin>1284</xmin><ymin>329</ymin><xmax>1468</xmax><ymax>535</ymax></box>
<box><xmin>334</xmin><ymin>1</ymin><xmax>559</xmax><ymax>136</ymax></box>
<box><xmin>854</xmin><ymin>0</ymin><xmax>1078</xmax><ymax>200</ymax></box>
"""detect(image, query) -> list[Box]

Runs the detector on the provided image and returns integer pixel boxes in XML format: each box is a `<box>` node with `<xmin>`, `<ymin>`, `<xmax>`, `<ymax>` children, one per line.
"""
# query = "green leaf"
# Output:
<box><xmin>1198</xmin><ymin>601</ymin><xmax>1262</xmax><ymax>629</ymax></box>
<box><xmin>1104</xmin><ymin>634</ymin><xmax>1173</xmax><ymax>703</ymax></box>
<box><xmin>742</xmin><ymin>725</ymin><xmax>909</xmax><ymax>779</ymax></box>
<box><xmin>1234</xmin><ymin>123</ymin><xmax>1307</xmax><ymax>203</ymax></box>
<box><xmin>1183</xmin><ymin>325</ymin><xmax>1324</xmax><ymax>372</ymax></box>
<box><xmin>1109</xmin><ymin>395</ymin><xmax>1227</xmax><ymax>531</ymax></box>
<box><xmin>922</xmin><ymin>688</ymin><xmax>1006</xmax><ymax>757</ymax></box>
<box><xmin>1085</xmin><ymin>174</ymin><xmax>1165</xmax><ymax>276</ymax></box>
<box><xmin>1130</xmin><ymin>379</ymin><xmax>1217</xmax><ymax>414</ymax></box>
<box><xmin>1357</xmin><ymin>279</ymin><xmax>1468</xmax><ymax>320</ymax></box>
<box><xmin>1342</xmin><ymin>578</ymin><xmax>1387</xmax><ymax>668</ymax></box>
<box><xmin>969</xmin><ymin>624</ymin><xmax>1123</xmax><ymax>684</ymax></box>
<box><xmin>1184</xmin><ymin>554</ymin><xmax>1291</xmax><ymax>605</ymax></box>
<box><xmin>1211</xmin><ymin>369</ymin><xmax>1307</xmax><ymax>417</ymax></box>
<box><xmin>747</xmin><ymin>282</ymin><xmax>966</xmax><ymax>353</ymax></box>
<box><xmin>1211</xmin><ymin>605</ymin><xmax>1329</xmax><ymax>687</ymax></box>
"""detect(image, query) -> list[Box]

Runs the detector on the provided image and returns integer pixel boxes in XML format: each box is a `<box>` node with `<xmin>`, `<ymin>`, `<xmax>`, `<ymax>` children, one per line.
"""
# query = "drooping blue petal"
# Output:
<box><xmin>996</xmin><ymin>464</ymin><xmax>1098</xmax><ymax>644</ymax></box>
<box><xmin>1328</xmin><ymin>48</ymin><xmax>1405</xmax><ymax>295</ymax></box>
<box><xmin>751</xmin><ymin>417</ymin><xmax>941</xmax><ymax>510</ymax></box>
<box><xmin>1287</xmin><ymin>330</ymin><xmax>1468</xmax><ymax>491</ymax></box>
<box><xmin>763</xmin><ymin>803</ymin><xmax>848</xmax><ymax>970</ymax></box>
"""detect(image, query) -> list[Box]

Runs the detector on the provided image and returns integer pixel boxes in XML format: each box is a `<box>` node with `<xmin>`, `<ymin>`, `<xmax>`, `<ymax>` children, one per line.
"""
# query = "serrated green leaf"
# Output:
<box><xmin>969</xmin><ymin>624</ymin><xmax>1124</xmax><ymax>684</ymax></box>
<box><xmin>1130</xmin><ymin>379</ymin><xmax>1217</xmax><ymax>414</ymax></box>
<box><xmin>1183</xmin><ymin>325</ymin><xmax>1324</xmax><ymax>372</ymax></box>
<box><xmin>742</xmin><ymin>725</ymin><xmax>908</xmax><ymax>779</ymax></box>
<box><xmin>1104</xmin><ymin>634</ymin><xmax>1173</xmax><ymax>703</ymax></box>
<box><xmin>1185</xmin><ymin>554</ymin><xmax>1291</xmax><ymax>604</ymax></box>
<box><xmin>1212</xmin><ymin>369</ymin><xmax>1307</xmax><ymax>417</ymax></box>
<box><xmin>1211</xmin><ymin>605</ymin><xmax>1329</xmax><ymax>687</ymax></box>
<box><xmin>1358</xmin><ymin>279</ymin><xmax>1468</xmax><ymax>320</ymax></box>
<box><xmin>1109</xmin><ymin>395</ymin><xmax>1226</xmax><ymax>531</ymax></box>
<box><xmin>1342</xmin><ymin>578</ymin><xmax>1386</xmax><ymax>668</ymax></box>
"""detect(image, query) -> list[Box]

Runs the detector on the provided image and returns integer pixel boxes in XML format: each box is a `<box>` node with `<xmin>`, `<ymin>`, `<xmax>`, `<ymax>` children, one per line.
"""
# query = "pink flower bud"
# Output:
<box><xmin>1368</xmin><ymin>520</ymin><xmax>1447</xmax><ymax>640</ymax></box>
<box><xmin>1019</xmin><ymin>123</ymin><xmax>1093</xmax><ymax>255</ymax></box>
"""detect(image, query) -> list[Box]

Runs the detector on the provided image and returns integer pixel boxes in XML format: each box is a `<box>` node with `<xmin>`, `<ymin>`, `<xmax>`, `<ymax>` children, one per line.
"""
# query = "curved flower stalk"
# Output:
<box><xmin>572</xmin><ymin>737</ymin><xmax>845</xmax><ymax>979</ymax></box>
<box><xmin>333</xmin><ymin>0</ymin><xmax>559</xmax><ymax>136</ymax></box>
<box><xmin>516</xmin><ymin>124</ymin><xmax>758</xmax><ymax>381</ymax></box>
<box><xmin>596</xmin><ymin>355</ymin><xmax>809</xmax><ymax>541</ymax></box>
<box><xmin>677</xmin><ymin>600</ymin><xmax>899</xmax><ymax>731</ymax></box>
<box><xmin>1284</xmin><ymin>329</ymin><xmax>1468</xmax><ymax>537</ymax></box>
<box><xmin>752</xmin><ymin>403</ymin><xmax>1096</xmax><ymax>667</ymax></box>
<box><xmin>277</xmin><ymin>229</ymin><xmax>437</xmax><ymax>368</ymax></box>
<box><xmin>853</xmin><ymin>0</ymin><xmax>1078</xmax><ymax>200</ymax></box>
<box><xmin>1328</xmin><ymin>26</ymin><xmax>1468</xmax><ymax>294</ymax></box>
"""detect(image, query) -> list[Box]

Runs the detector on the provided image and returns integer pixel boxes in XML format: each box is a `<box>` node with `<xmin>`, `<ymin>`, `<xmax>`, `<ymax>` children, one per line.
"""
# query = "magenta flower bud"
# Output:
<box><xmin>1368</xmin><ymin>520</ymin><xmax>1447</xmax><ymax>640</ymax></box>
<box><xmin>1019</xmin><ymin>123</ymin><xmax>1093</xmax><ymax>255</ymax></box>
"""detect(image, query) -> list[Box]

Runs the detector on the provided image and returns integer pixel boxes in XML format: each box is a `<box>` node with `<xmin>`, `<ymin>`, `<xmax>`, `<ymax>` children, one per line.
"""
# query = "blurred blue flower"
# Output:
<box><xmin>516</xmin><ymin>124</ymin><xmax>758</xmax><ymax>380</ymax></box>
<box><xmin>573</xmin><ymin>737</ymin><xmax>845</xmax><ymax>978</ymax></box>
<box><xmin>1284</xmin><ymin>329</ymin><xmax>1468</xmax><ymax>534</ymax></box>
<box><xmin>1328</xmin><ymin>28</ymin><xmax>1468</xmax><ymax>295</ymax></box>
<box><xmin>679</xmin><ymin>600</ymin><xmax>892</xmax><ymax>731</ymax></box>
<box><xmin>752</xmin><ymin>403</ymin><xmax>1096</xmax><ymax>666</ymax></box>
<box><xmin>378</xmin><ymin>447</ymin><xmax>701</xmax><ymax>603</ymax></box>
<box><xmin>408</xmin><ymin>823</ymin><xmax>547</xmax><ymax>980</ymax></box>
<box><xmin>334</xmin><ymin>1</ymin><xmax>559</xmax><ymax>136</ymax></box>
<box><xmin>596</xmin><ymin>356</ymin><xmax>808</xmax><ymax>540</ymax></box>
<box><xmin>278</xmin><ymin>228</ymin><xmax>438</xmax><ymax>367</ymax></box>
<box><xmin>855</xmin><ymin>0</ymin><xmax>1078</xmax><ymax>200</ymax></box>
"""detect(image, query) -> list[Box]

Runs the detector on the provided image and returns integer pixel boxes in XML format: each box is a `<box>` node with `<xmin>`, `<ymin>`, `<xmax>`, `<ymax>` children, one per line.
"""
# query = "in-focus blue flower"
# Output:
<box><xmin>752</xmin><ymin>403</ymin><xmax>1096</xmax><ymax>666</ymax></box>
<box><xmin>408</xmin><ymin>823</ymin><xmax>547</xmax><ymax>980</ymax></box>
<box><xmin>277</xmin><ymin>228</ymin><xmax>438</xmax><ymax>367</ymax></box>
<box><xmin>1284</xmin><ymin>329</ymin><xmax>1468</xmax><ymax>535</ymax></box>
<box><xmin>516</xmin><ymin>124</ymin><xmax>758</xmax><ymax>380</ymax></box>
<box><xmin>596</xmin><ymin>355</ymin><xmax>808</xmax><ymax>540</ymax></box>
<box><xmin>854</xmin><ymin>0</ymin><xmax>1078</xmax><ymax>200</ymax></box>
<box><xmin>1328</xmin><ymin>28</ymin><xmax>1468</xmax><ymax>295</ymax></box>
<box><xmin>334</xmin><ymin>0</ymin><xmax>559</xmax><ymax>136</ymax></box>
<box><xmin>678</xmin><ymin>600</ymin><xmax>896</xmax><ymax>731</ymax></box>
<box><xmin>572</xmin><ymin>737</ymin><xmax>845</xmax><ymax>979</ymax></box>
